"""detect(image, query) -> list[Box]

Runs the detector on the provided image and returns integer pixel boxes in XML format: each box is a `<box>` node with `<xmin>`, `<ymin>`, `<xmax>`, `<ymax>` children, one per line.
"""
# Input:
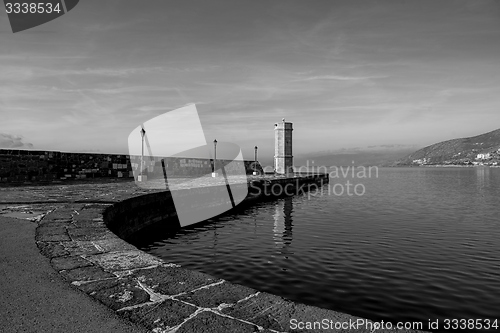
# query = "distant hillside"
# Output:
<box><xmin>395</xmin><ymin>128</ymin><xmax>500</xmax><ymax>166</ymax></box>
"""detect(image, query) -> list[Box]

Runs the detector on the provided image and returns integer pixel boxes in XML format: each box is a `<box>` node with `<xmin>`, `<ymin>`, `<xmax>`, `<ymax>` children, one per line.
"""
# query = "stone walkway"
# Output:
<box><xmin>0</xmin><ymin>214</ymin><xmax>148</xmax><ymax>333</ymax></box>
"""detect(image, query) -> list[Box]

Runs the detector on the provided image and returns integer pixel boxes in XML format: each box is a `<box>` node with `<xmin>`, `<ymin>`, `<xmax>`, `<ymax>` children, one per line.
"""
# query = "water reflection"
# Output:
<box><xmin>273</xmin><ymin>197</ymin><xmax>294</xmax><ymax>250</ymax></box>
<box><xmin>212</xmin><ymin>220</ymin><xmax>218</xmax><ymax>262</ymax></box>
<box><xmin>476</xmin><ymin>166</ymin><xmax>489</xmax><ymax>191</ymax></box>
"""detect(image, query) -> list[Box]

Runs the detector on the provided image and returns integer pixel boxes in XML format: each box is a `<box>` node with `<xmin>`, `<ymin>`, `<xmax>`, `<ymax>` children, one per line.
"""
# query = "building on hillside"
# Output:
<box><xmin>476</xmin><ymin>153</ymin><xmax>491</xmax><ymax>160</ymax></box>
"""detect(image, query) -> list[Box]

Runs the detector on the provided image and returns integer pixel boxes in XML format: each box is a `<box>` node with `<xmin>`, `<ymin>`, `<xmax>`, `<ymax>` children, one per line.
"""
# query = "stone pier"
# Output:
<box><xmin>0</xmin><ymin>176</ymin><xmax>428</xmax><ymax>333</ymax></box>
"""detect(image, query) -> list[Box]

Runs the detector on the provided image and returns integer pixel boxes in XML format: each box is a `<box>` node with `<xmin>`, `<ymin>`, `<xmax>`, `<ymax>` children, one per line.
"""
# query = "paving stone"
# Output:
<box><xmin>85</xmin><ymin>278</ymin><xmax>151</xmax><ymax>311</ymax></box>
<box><xmin>177</xmin><ymin>281</ymin><xmax>257</xmax><ymax>309</ymax></box>
<box><xmin>119</xmin><ymin>299</ymin><xmax>197</xmax><ymax>331</ymax></box>
<box><xmin>36</xmin><ymin>225</ymin><xmax>68</xmax><ymax>236</ymax></box>
<box><xmin>73</xmin><ymin>210</ymin><xmax>105</xmax><ymax>223</ymax></box>
<box><xmin>35</xmin><ymin>233</ymin><xmax>71</xmax><ymax>242</ymax></box>
<box><xmin>61</xmin><ymin>238</ymin><xmax>136</xmax><ymax>256</ymax></box>
<box><xmin>68</xmin><ymin>227</ymin><xmax>116</xmax><ymax>241</ymax></box>
<box><xmin>74</xmin><ymin>278</ymin><xmax>120</xmax><ymax>293</ymax></box>
<box><xmin>44</xmin><ymin>210</ymin><xmax>76</xmax><ymax>221</ymax></box>
<box><xmin>51</xmin><ymin>255</ymin><xmax>93</xmax><ymax>270</ymax></box>
<box><xmin>71</xmin><ymin>220</ymin><xmax>106</xmax><ymax>228</ymax></box>
<box><xmin>61</xmin><ymin>240</ymin><xmax>104</xmax><ymax>256</ymax></box>
<box><xmin>222</xmin><ymin>292</ymin><xmax>380</xmax><ymax>333</ymax></box>
<box><xmin>290</xmin><ymin>303</ymin><xmax>376</xmax><ymax>333</ymax></box>
<box><xmin>76</xmin><ymin>207</ymin><xmax>105</xmax><ymax>214</ymax></box>
<box><xmin>176</xmin><ymin>310</ymin><xmax>259</xmax><ymax>333</ymax></box>
<box><xmin>37</xmin><ymin>241</ymin><xmax>69</xmax><ymax>258</ymax></box>
<box><xmin>221</xmin><ymin>292</ymin><xmax>295</xmax><ymax>332</ymax></box>
<box><xmin>0</xmin><ymin>208</ymin><xmax>49</xmax><ymax>221</ymax></box>
<box><xmin>128</xmin><ymin>266</ymin><xmax>221</xmax><ymax>296</ymax></box>
<box><xmin>91</xmin><ymin>238</ymin><xmax>137</xmax><ymax>252</ymax></box>
<box><xmin>39</xmin><ymin>218</ymin><xmax>73</xmax><ymax>225</ymax></box>
<box><xmin>61</xmin><ymin>203</ymin><xmax>87</xmax><ymax>210</ymax></box>
<box><xmin>82</xmin><ymin>203</ymin><xmax>112</xmax><ymax>210</ymax></box>
<box><xmin>84</xmin><ymin>250</ymin><xmax>163</xmax><ymax>271</ymax></box>
<box><xmin>60</xmin><ymin>265</ymin><xmax>115</xmax><ymax>282</ymax></box>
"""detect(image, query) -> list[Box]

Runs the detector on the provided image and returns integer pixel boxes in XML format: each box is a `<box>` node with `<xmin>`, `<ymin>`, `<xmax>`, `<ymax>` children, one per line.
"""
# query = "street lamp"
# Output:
<box><xmin>212</xmin><ymin>139</ymin><xmax>218</xmax><ymax>177</ymax></box>
<box><xmin>140</xmin><ymin>127</ymin><xmax>146</xmax><ymax>181</ymax></box>
<box><xmin>253</xmin><ymin>146</ymin><xmax>258</xmax><ymax>176</ymax></box>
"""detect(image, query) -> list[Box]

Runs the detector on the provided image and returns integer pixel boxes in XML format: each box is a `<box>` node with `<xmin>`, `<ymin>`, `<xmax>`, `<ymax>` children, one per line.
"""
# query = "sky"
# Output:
<box><xmin>1</xmin><ymin>0</ymin><xmax>500</xmax><ymax>161</ymax></box>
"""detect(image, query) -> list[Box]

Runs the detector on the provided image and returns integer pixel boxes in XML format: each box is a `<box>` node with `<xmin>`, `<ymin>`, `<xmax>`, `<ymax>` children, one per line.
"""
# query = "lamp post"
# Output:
<box><xmin>253</xmin><ymin>146</ymin><xmax>258</xmax><ymax>176</ymax></box>
<box><xmin>140</xmin><ymin>127</ymin><xmax>145</xmax><ymax>181</ymax></box>
<box><xmin>212</xmin><ymin>139</ymin><xmax>217</xmax><ymax>177</ymax></box>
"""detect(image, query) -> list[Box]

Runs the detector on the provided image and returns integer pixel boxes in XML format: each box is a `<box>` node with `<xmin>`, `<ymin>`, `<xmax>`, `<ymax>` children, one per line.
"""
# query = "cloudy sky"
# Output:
<box><xmin>1</xmin><ymin>0</ymin><xmax>500</xmax><ymax>160</ymax></box>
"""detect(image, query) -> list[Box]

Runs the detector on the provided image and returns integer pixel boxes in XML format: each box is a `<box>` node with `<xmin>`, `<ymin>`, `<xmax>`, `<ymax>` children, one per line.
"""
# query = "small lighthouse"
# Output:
<box><xmin>274</xmin><ymin>118</ymin><xmax>293</xmax><ymax>175</ymax></box>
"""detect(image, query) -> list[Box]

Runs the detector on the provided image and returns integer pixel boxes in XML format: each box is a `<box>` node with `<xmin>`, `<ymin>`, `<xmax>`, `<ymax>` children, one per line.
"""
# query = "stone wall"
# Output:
<box><xmin>0</xmin><ymin>149</ymin><xmax>263</xmax><ymax>182</ymax></box>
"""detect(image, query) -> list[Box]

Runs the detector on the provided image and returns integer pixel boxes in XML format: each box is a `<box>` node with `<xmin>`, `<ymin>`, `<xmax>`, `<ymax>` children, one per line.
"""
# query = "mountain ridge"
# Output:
<box><xmin>395</xmin><ymin>128</ymin><xmax>500</xmax><ymax>166</ymax></box>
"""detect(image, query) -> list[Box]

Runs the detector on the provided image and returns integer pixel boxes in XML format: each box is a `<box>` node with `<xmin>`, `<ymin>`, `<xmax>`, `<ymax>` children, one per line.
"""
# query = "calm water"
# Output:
<box><xmin>138</xmin><ymin>167</ymin><xmax>500</xmax><ymax>331</ymax></box>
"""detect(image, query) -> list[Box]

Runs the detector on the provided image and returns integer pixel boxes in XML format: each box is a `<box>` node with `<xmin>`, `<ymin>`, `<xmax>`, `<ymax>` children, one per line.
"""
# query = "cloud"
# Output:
<box><xmin>0</xmin><ymin>65</ymin><xmax>222</xmax><ymax>82</ymax></box>
<box><xmin>297</xmin><ymin>75</ymin><xmax>388</xmax><ymax>82</ymax></box>
<box><xmin>0</xmin><ymin>133</ymin><xmax>34</xmax><ymax>149</ymax></box>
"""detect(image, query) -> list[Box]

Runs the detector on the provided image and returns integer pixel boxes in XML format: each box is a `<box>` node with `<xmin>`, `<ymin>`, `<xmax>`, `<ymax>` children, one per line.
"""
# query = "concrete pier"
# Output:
<box><xmin>0</xmin><ymin>175</ymin><xmax>428</xmax><ymax>333</ymax></box>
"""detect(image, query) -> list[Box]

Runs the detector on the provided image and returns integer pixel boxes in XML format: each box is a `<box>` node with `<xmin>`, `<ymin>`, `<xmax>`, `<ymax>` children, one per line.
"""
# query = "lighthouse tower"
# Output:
<box><xmin>274</xmin><ymin>118</ymin><xmax>293</xmax><ymax>175</ymax></box>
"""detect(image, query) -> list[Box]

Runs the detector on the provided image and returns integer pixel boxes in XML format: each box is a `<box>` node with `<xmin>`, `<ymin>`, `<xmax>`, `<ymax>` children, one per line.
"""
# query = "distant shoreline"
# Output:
<box><xmin>422</xmin><ymin>165</ymin><xmax>473</xmax><ymax>167</ymax></box>
<box><xmin>294</xmin><ymin>164</ymin><xmax>500</xmax><ymax>168</ymax></box>
<box><xmin>391</xmin><ymin>164</ymin><xmax>500</xmax><ymax>168</ymax></box>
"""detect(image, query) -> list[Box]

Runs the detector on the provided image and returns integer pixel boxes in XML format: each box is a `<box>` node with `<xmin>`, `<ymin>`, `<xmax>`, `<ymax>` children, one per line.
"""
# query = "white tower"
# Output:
<box><xmin>274</xmin><ymin>118</ymin><xmax>293</xmax><ymax>175</ymax></box>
